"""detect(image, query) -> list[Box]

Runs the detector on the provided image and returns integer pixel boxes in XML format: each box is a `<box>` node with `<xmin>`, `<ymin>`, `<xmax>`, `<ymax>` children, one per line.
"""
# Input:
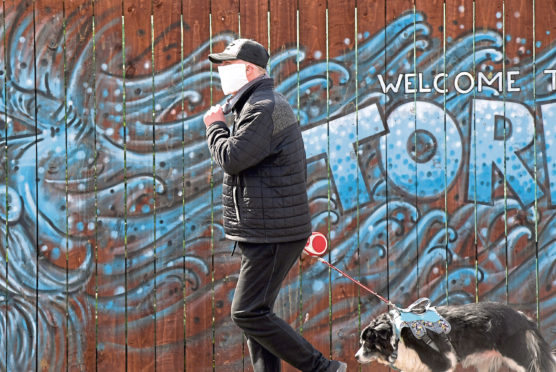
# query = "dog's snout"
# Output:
<box><xmin>354</xmin><ymin>348</ymin><xmax>363</xmax><ymax>362</ymax></box>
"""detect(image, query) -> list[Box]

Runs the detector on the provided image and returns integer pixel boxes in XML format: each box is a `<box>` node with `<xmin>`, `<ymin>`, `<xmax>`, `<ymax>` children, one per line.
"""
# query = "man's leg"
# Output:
<box><xmin>246</xmin><ymin>336</ymin><xmax>281</xmax><ymax>372</ymax></box>
<box><xmin>231</xmin><ymin>239</ymin><xmax>333</xmax><ymax>372</ymax></box>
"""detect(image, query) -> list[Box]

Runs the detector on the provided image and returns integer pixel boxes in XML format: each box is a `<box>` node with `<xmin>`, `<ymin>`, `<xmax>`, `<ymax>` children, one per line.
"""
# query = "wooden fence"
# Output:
<box><xmin>1</xmin><ymin>0</ymin><xmax>555</xmax><ymax>370</ymax></box>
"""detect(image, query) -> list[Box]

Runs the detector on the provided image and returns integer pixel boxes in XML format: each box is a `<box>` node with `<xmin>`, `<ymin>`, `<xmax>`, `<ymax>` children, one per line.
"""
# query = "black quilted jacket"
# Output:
<box><xmin>206</xmin><ymin>78</ymin><xmax>312</xmax><ymax>243</ymax></box>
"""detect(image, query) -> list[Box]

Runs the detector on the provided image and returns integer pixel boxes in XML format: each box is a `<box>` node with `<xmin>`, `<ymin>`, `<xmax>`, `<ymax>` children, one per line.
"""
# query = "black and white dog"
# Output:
<box><xmin>355</xmin><ymin>302</ymin><xmax>556</xmax><ymax>371</ymax></box>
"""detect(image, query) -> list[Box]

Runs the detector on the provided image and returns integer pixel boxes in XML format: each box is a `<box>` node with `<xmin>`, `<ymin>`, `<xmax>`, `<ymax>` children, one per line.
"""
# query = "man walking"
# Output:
<box><xmin>203</xmin><ymin>38</ymin><xmax>347</xmax><ymax>372</ymax></box>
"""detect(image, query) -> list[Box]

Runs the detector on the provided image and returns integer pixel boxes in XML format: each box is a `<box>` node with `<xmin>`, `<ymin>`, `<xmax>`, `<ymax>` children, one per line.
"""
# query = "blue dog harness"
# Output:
<box><xmin>387</xmin><ymin>298</ymin><xmax>452</xmax><ymax>365</ymax></box>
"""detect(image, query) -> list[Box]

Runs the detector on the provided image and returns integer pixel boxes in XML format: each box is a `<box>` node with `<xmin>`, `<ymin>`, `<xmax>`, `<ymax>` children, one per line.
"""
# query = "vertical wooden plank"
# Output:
<box><xmin>535</xmin><ymin>0</ymin><xmax>556</xmax><ymax>350</ymax></box>
<box><xmin>93</xmin><ymin>0</ymin><xmax>126</xmax><ymax>370</ymax></box>
<box><xmin>384</xmin><ymin>0</ymin><xmax>419</xmax><ymax>308</ymax></box>
<box><xmin>296</xmin><ymin>0</ymin><xmax>328</xmax><ymax>368</ymax></box>
<box><xmin>269</xmin><ymin>0</ymin><xmax>297</xmax><ymax>85</ymax></box>
<box><xmin>2</xmin><ymin>2</ymin><xmax>39</xmax><ymax>370</ymax></box>
<box><xmin>326</xmin><ymin>0</ymin><xmax>361</xmax><ymax>367</ymax></box>
<box><xmin>209</xmin><ymin>0</ymin><xmax>240</xmax><ymax>370</ymax></box>
<box><xmin>413</xmin><ymin>0</ymin><xmax>449</xmax><ymax>303</ymax></box>
<box><xmin>239</xmin><ymin>0</ymin><xmax>268</xmax><ymax>46</ymax></box>
<box><xmin>180</xmin><ymin>0</ymin><xmax>213</xmax><ymax>371</ymax></box>
<box><xmin>120</xmin><ymin>0</ymin><xmax>155</xmax><ymax>370</ymax></box>
<box><xmin>0</xmin><ymin>1</ymin><xmax>9</xmax><ymax>370</ymax></box>
<box><xmin>505</xmin><ymin>0</ymin><xmax>537</xmax><ymax>318</ymax></box>
<box><xmin>34</xmin><ymin>0</ymin><xmax>67</xmax><ymax>370</ymax></box>
<box><xmin>473</xmin><ymin>0</ymin><xmax>507</xmax><ymax>305</ymax></box>
<box><xmin>354</xmin><ymin>0</ymin><xmax>390</xmax><ymax>371</ymax></box>
<box><xmin>444</xmin><ymin>0</ymin><xmax>478</xmax><ymax>307</ymax></box>
<box><xmin>151</xmin><ymin>0</ymin><xmax>186</xmax><ymax>370</ymax></box>
<box><xmin>238</xmin><ymin>1</ymin><xmax>269</xmax><ymax>369</ymax></box>
<box><xmin>64</xmin><ymin>0</ymin><xmax>96</xmax><ymax>370</ymax></box>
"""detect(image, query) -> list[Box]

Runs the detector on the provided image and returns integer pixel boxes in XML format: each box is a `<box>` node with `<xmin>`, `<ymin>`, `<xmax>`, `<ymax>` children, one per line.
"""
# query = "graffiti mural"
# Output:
<box><xmin>0</xmin><ymin>0</ymin><xmax>555</xmax><ymax>371</ymax></box>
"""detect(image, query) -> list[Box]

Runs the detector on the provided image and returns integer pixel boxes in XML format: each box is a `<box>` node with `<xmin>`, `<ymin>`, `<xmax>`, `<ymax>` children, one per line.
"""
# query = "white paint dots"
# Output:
<box><xmin>458</xmin><ymin>5</ymin><xmax>465</xmax><ymax>13</ymax></box>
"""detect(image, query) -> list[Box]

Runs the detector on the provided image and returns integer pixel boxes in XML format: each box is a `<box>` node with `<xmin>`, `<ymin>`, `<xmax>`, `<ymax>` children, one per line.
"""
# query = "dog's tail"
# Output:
<box><xmin>525</xmin><ymin>329</ymin><xmax>556</xmax><ymax>372</ymax></box>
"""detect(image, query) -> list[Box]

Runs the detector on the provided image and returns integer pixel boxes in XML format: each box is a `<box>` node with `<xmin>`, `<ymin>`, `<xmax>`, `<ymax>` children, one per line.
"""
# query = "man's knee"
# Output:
<box><xmin>231</xmin><ymin>308</ymin><xmax>268</xmax><ymax>330</ymax></box>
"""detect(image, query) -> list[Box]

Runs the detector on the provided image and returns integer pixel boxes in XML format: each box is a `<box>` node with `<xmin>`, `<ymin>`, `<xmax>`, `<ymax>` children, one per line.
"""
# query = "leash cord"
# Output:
<box><xmin>316</xmin><ymin>257</ymin><xmax>397</xmax><ymax>309</ymax></box>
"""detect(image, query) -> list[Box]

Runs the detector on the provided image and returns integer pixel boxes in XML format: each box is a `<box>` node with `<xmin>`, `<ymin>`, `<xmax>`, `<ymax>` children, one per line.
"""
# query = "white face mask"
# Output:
<box><xmin>218</xmin><ymin>63</ymin><xmax>249</xmax><ymax>95</ymax></box>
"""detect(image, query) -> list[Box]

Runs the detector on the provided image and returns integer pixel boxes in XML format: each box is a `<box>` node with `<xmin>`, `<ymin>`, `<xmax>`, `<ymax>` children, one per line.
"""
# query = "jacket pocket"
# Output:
<box><xmin>232</xmin><ymin>185</ymin><xmax>241</xmax><ymax>222</ymax></box>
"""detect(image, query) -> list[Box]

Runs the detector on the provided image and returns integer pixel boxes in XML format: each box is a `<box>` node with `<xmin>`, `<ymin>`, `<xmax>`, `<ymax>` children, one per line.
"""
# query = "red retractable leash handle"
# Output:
<box><xmin>304</xmin><ymin>232</ymin><xmax>396</xmax><ymax>308</ymax></box>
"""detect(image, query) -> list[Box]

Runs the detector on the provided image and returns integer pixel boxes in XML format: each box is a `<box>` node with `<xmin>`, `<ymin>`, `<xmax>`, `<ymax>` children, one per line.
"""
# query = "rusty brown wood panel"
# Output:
<box><xmin>505</xmin><ymin>0</ymin><xmax>537</xmax><ymax>320</ymax></box>
<box><xmin>93</xmin><ymin>0</ymin><xmax>126</xmax><ymax>369</ymax></box>
<box><xmin>356</xmin><ymin>1</ymin><xmax>390</xmax><ymax>371</ymax></box>
<box><xmin>296</xmin><ymin>0</ymin><xmax>328</xmax><ymax>368</ymax></box>
<box><xmin>327</xmin><ymin>0</ymin><xmax>361</xmax><ymax>367</ymax></box>
<box><xmin>2</xmin><ymin>1</ymin><xmax>556</xmax><ymax>371</ymax></box>
<box><xmin>535</xmin><ymin>0</ymin><xmax>556</xmax><ymax>347</ymax></box>
<box><xmin>34</xmin><ymin>1</ymin><xmax>67</xmax><ymax>370</ymax></box>
<box><xmin>444</xmin><ymin>0</ymin><xmax>478</xmax><ymax>310</ymax></box>
<box><xmin>268</xmin><ymin>1</ymin><xmax>302</xmax><ymax>371</ymax></box>
<box><xmin>239</xmin><ymin>0</ymin><xmax>268</xmax><ymax>45</ymax></box>
<box><xmin>209</xmin><ymin>0</ymin><xmax>242</xmax><ymax>370</ymax></box>
<box><xmin>1</xmin><ymin>1</ymin><xmax>18</xmax><ymax>371</ymax></box>
<box><xmin>384</xmin><ymin>0</ymin><xmax>421</xmax><ymax>307</ymax></box>
<box><xmin>474</xmin><ymin>0</ymin><xmax>507</xmax><ymax>307</ymax></box>
<box><xmin>179</xmin><ymin>1</ymin><xmax>214</xmax><ymax>371</ymax></box>
<box><xmin>121</xmin><ymin>1</ymin><xmax>157</xmax><ymax>369</ymax></box>
<box><xmin>0</xmin><ymin>0</ymin><xmax>7</xmax><ymax>369</ymax></box>
<box><xmin>414</xmin><ymin>0</ymin><xmax>448</xmax><ymax>302</ymax></box>
<box><xmin>64</xmin><ymin>0</ymin><xmax>96</xmax><ymax>370</ymax></box>
<box><xmin>151</xmin><ymin>0</ymin><xmax>186</xmax><ymax>371</ymax></box>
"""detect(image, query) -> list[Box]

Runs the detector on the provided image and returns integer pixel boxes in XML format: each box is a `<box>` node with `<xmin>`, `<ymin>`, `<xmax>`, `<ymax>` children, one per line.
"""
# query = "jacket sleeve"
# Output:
<box><xmin>205</xmin><ymin>106</ymin><xmax>273</xmax><ymax>175</ymax></box>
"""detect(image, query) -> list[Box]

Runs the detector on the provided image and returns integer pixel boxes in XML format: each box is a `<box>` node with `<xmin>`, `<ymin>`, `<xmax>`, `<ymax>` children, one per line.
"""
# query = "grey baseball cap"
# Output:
<box><xmin>208</xmin><ymin>38</ymin><xmax>269</xmax><ymax>69</ymax></box>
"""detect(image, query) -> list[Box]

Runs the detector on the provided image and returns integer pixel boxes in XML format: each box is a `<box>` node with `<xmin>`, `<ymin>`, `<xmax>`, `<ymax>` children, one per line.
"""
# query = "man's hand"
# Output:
<box><xmin>203</xmin><ymin>104</ymin><xmax>226</xmax><ymax>128</ymax></box>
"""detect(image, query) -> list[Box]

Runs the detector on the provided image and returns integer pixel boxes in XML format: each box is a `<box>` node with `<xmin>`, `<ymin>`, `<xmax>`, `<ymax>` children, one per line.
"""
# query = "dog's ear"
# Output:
<box><xmin>361</xmin><ymin>327</ymin><xmax>374</xmax><ymax>341</ymax></box>
<box><xmin>374</xmin><ymin>322</ymin><xmax>391</xmax><ymax>340</ymax></box>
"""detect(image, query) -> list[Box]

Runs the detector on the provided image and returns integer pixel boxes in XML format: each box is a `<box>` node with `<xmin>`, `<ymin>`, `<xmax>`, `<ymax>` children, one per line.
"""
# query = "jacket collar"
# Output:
<box><xmin>223</xmin><ymin>75</ymin><xmax>274</xmax><ymax>114</ymax></box>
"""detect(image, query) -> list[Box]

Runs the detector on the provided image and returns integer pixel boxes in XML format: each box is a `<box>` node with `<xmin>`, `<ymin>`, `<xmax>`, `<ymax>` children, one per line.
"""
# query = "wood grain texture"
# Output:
<box><xmin>473</xmin><ymin>0</ymin><xmax>507</xmax><ymax>307</ymax></box>
<box><xmin>93</xmin><ymin>0</ymin><xmax>126</xmax><ymax>370</ymax></box>
<box><xmin>327</xmin><ymin>0</ymin><xmax>361</xmax><ymax>368</ymax></box>
<box><xmin>208</xmin><ymin>0</ymin><xmax>242</xmax><ymax>370</ymax></box>
<box><xmin>296</xmin><ymin>0</ymin><xmax>329</xmax><ymax>369</ymax></box>
<box><xmin>64</xmin><ymin>0</ymin><xmax>97</xmax><ymax>370</ymax></box>
<box><xmin>535</xmin><ymin>0</ymin><xmax>556</xmax><ymax>347</ymax></box>
<box><xmin>152</xmin><ymin>0</ymin><xmax>186</xmax><ymax>371</ymax></box>
<box><xmin>505</xmin><ymin>0</ymin><xmax>537</xmax><ymax>321</ymax></box>
<box><xmin>1</xmin><ymin>1</ymin><xmax>556</xmax><ymax>371</ymax></box>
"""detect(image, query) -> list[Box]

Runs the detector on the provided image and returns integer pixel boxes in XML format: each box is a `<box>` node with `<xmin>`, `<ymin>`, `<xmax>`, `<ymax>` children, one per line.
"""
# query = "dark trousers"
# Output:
<box><xmin>231</xmin><ymin>240</ymin><xmax>332</xmax><ymax>372</ymax></box>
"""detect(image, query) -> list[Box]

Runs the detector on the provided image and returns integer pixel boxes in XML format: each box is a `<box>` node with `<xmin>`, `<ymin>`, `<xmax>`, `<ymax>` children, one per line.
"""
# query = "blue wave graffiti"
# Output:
<box><xmin>0</xmin><ymin>6</ymin><xmax>555</xmax><ymax>371</ymax></box>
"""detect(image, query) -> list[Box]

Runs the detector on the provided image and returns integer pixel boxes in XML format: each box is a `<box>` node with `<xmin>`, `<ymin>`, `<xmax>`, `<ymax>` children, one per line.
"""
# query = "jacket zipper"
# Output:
<box><xmin>232</xmin><ymin>184</ymin><xmax>241</xmax><ymax>222</ymax></box>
